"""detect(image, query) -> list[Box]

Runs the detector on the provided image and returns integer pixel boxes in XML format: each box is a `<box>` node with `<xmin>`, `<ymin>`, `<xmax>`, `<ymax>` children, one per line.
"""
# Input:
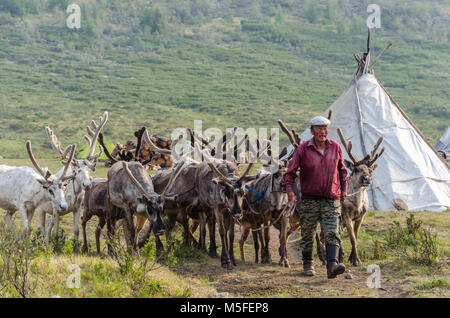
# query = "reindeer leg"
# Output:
<box><xmin>137</xmin><ymin>218</ymin><xmax>152</xmax><ymax>248</ymax></box>
<box><xmin>123</xmin><ymin>209</ymin><xmax>136</xmax><ymax>253</ymax></box>
<box><xmin>106</xmin><ymin>211</ymin><xmax>116</xmax><ymax>256</ymax></box>
<box><xmin>253</xmin><ymin>229</ymin><xmax>262</xmax><ymax>264</ymax></box>
<box><xmin>228</xmin><ymin>216</ymin><xmax>236</xmax><ymax>266</ymax></box>
<box><xmin>199</xmin><ymin>215</ymin><xmax>207</xmax><ymax>253</ymax></box>
<box><xmin>240</xmin><ymin>226</ymin><xmax>250</xmax><ymax>262</ymax></box>
<box><xmin>263</xmin><ymin>225</ymin><xmax>271</xmax><ymax>264</ymax></box>
<box><xmin>344</xmin><ymin>216</ymin><xmax>359</xmax><ymax>266</ymax></box>
<box><xmin>135</xmin><ymin>214</ymin><xmax>148</xmax><ymax>249</ymax></box>
<box><xmin>165</xmin><ymin>215</ymin><xmax>177</xmax><ymax>250</ymax></box>
<box><xmin>316</xmin><ymin>231</ymin><xmax>326</xmax><ymax>265</ymax></box>
<box><xmin>353</xmin><ymin>217</ymin><xmax>364</xmax><ymax>265</ymax></box>
<box><xmin>18</xmin><ymin>205</ymin><xmax>31</xmax><ymax>236</ymax></box>
<box><xmin>216</xmin><ymin>209</ymin><xmax>231</xmax><ymax>269</ymax></box>
<box><xmin>178</xmin><ymin>210</ymin><xmax>191</xmax><ymax>246</ymax></box>
<box><xmin>190</xmin><ymin>219</ymin><xmax>200</xmax><ymax>248</ymax></box>
<box><xmin>73</xmin><ymin>208</ymin><xmax>81</xmax><ymax>254</ymax></box>
<box><xmin>46</xmin><ymin>213</ymin><xmax>55</xmax><ymax>248</ymax></box>
<box><xmin>279</xmin><ymin>216</ymin><xmax>290</xmax><ymax>268</ymax></box>
<box><xmin>37</xmin><ymin>209</ymin><xmax>46</xmax><ymax>243</ymax></box>
<box><xmin>96</xmin><ymin>217</ymin><xmax>105</xmax><ymax>255</ymax></box>
<box><xmin>4</xmin><ymin>210</ymin><xmax>16</xmax><ymax>232</ymax></box>
<box><xmin>207</xmin><ymin>211</ymin><xmax>218</xmax><ymax>258</ymax></box>
<box><xmin>338</xmin><ymin>242</ymin><xmax>344</xmax><ymax>264</ymax></box>
<box><xmin>53</xmin><ymin>212</ymin><xmax>61</xmax><ymax>252</ymax></box>
<box><xmin>81</xmin><ymin>210</ymin><xmax>91</xmax><ymax>254</ymax></box>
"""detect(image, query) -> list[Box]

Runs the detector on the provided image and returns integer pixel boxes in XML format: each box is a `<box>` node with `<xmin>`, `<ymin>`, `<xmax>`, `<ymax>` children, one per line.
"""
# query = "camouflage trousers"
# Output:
<box><xmin>298</xmin><ymin>198</ymin><xmax>342</xmax><ymax>252</ymax></box>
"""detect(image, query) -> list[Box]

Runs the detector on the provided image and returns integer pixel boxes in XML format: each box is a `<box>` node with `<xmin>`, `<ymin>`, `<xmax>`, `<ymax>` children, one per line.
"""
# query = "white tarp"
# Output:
<box><xmin>299</xmin><ymin>74</ymin><xmax>450</xmax><ymax>212</ymax></box>
<box><xmin>435</xmin><ymin>126</ymin><xmax>450</xmax><ymax>153</ymax></box>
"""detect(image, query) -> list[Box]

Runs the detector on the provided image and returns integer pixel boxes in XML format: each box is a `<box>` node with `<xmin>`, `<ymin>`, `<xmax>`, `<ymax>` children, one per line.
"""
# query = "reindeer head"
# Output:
<box><xmin>337</xmin><ymin>128</ymin><xmax>385</xmax><ymax>191</ymax></box>
<box><xmin>195</xmin><ymin>141</ymin><xmax>256</xmax><ymax>218</ymax></box>
<box><xmin>26</xmin><ymin>141</ymin><xmax>76</xmax><ymax>212</ymax></box>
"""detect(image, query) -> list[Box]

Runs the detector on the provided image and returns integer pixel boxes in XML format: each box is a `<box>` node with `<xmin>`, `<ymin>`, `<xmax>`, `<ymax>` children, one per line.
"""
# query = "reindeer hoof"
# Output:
<box><xmin>349</xmin><ymin>253</ymin><xmax>361</xmax><ymax>267</ymax></box>
<box><xmin>221</xmin><ymin>262</ymin><xmax>232</xmax><ymax>269</ymax></box>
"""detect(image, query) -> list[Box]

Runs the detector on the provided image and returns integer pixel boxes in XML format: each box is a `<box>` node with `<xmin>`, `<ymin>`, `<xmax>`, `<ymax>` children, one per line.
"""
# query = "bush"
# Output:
<box><xmin>384</xmin><ymin>214</ymin><xmax>441</xmax><ymax>265</ymax></box>
<box><xmin>140</xmin><ymin>7</ymin><xmax>166</xmax><ymax>34</ymax></box>
<box><xmin>48</xmin><ymin>0</ymin><xmax>69</xmax><ymax>11</ymax></box>
<box><xmin>0</xmin><ymin>226</ymin><xmax>45</xmax><ymax>297</ymax></box>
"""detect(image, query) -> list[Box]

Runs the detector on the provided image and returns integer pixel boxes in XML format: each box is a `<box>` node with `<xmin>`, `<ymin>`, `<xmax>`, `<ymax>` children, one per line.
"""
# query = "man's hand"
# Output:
<box><xmin>340</xmin><ymin>191</ymin><xmax>347</xmax><ymax>202</ymax></box>
<box><xmin>288</xmin><ymin>191</ymin><xmax>296</xmax><ymax>202</ymax></box>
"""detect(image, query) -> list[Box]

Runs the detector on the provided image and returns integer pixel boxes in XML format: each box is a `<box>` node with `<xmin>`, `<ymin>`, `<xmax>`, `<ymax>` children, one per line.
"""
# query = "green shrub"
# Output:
<box><xmin>140</xmin><ymin>7</ymin><xmax>166</xmax><ymax>34</ymax></box>
<box><xmin>384</xmin><ymin>214</ymin><xmax>441</xmax><ymax>265</ymax></box>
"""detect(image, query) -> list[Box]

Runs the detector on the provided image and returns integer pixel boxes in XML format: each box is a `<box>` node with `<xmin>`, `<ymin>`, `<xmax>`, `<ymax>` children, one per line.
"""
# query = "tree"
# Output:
<box><xmin>275</xmin><ymin>5</ymin><xmax>285</xmax><ymax>24</ymax></box>
<box><xmin>304</xmin><ymin>0</ymin><xmax>319</xmax><ymax>23</ymax></box>
<box><xmin>325</xmin><ymin>1</ymin><xmax>335</xmax><ymax>23</ymax></box>
<box><xmin>140</xmin><ymin>7</ymin><xmax>166</xmax><ymax>34</ymax></box>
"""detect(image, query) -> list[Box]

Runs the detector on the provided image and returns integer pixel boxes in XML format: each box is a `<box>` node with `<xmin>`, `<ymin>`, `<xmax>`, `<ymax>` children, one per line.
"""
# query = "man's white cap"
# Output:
<box><xmin>310</xmin><ymin>116</ymin><xmax>330</xmax><ymax>126</ymax></box>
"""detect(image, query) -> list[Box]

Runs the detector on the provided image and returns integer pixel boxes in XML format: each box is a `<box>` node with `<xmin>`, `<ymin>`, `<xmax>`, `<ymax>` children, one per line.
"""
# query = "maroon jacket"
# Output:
<box><xmin>283</xmin><ymin>138</ymin><xmax>348</xmax><ymax>200</ymax></box>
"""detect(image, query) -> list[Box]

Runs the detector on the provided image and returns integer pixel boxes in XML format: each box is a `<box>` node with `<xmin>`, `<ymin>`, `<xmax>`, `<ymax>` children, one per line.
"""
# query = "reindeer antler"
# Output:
<box><xmin>142</xmin><ymin>127</ymin><xmax>172</xmax><ymax>155</ymax></box>
<box><xmin>59</xmin><ymin>144</ymin><xmax>77</xmax><ymax>182</ymax></box>
<box><xmin>194</xmin><ymin>143</ymin><xmax>232</xmax><ymax>185</ymax></box>
<box><xmin>337</xmin><ymin>128</ymin><xmax>369</xmax><ymax>166</ymax></box>
<box><xmin>364</xmin><ymin>136</ymin><xmax>385</xmax><ymax>168</ymax></box>
<box><xmin>26</xmin><ymin>140</ymin><xmax>53</xmax><ymax>181</ymax></box>
<box><xmin>160</xmin><ymin>159</ymin><xmax>186</xmax><ymax>201</ymax></box>
<box><xmin>45</xmin><ymin>127</ymin><xmax>67</xmax><ymax>159</ymax></box>
<box><xmin>278</xmin><ymin>119</ymin><xmax>300</xmax><ymax>148</ymax></box>
<box><xmin>85</xmin><ymin>112</ymin><xmax>108</xmax><ymax>161</ymax></box>
<box><xmin>337</xmin><ymin>128</ymin><xmax>384</xmax><ymax>167</ymax></box>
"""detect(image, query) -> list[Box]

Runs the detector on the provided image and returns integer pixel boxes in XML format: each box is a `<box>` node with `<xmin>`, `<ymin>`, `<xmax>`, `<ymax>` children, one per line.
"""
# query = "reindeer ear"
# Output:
<box><xmin>212</xmin><ymin>177</ymin><xmax>227</xmax><ymax>186</ymax></box>
<box><xmin>344</xmin><ymin>159</ymin><xmax>354</xmax><ymax>170</ymax></box>
<box><xmin>37</xmin><ymin>178</ymin><xmax>51</xmax><ymax>188</ymax></box>
<box><xmin>370</xmin><ymin>163</ymin><xmax>379</xmax><ymax>171</ymax></box>
<box><xmin>241</xmin><ymin>175</ymin><xmax>258</xmax><ymax>183</ymax></box>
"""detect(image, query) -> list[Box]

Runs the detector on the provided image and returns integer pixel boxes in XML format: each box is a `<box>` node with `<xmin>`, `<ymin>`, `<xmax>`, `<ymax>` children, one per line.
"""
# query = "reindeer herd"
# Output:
<box><xmin>0</xmin><ymin>112</ymin><xmax>385</xmax><ymax>271</ymax></box>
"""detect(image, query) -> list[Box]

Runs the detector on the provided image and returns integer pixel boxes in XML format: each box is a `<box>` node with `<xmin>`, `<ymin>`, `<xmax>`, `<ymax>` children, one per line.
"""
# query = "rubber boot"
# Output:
<box><xmin>302</xmin><ymin>250</ymin><xmax>315</xmax><ymax>276</ymax></box>
<box><xmin>326</xmin><ymin>245</ymin><xmax>345</xmax><ymax>279</ymax></box>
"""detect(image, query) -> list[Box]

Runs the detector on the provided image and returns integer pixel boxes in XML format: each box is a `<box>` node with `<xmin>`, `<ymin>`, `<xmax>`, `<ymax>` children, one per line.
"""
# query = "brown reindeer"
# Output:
<box><xmin>318</xmin><ymin>128</ymin><xmax>385</xmax><ymax>266</ymax></box>
<box><xmin>239</xmin><ymin>163</ymin><xmax>288</xmax><ymax>265</ymax></box>
<box><xmin>136</xmin><ymin>161</ymin><xmax>201</xmax><ymax>251</ymax></box>
<box><xmin>194</xmin><ymin>143</ymin><xmax>256</xmax><ymax>269</ymax></box>
<box><xmin>81</xmin><ymin>178</ymin><xmax>108</xmax><ymax>254</ymax></box>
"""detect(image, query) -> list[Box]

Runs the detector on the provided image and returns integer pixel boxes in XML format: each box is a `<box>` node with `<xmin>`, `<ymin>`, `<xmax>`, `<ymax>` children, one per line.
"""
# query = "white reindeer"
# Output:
<box><xmin>38</xmin><ymin>112</ymin><xmax>108</xmax><ymax>252</ymax></box>
<box><xmin>0</xmin><ymin>141</ymin><xmax>75</xmax><ymax>235</ymax></box>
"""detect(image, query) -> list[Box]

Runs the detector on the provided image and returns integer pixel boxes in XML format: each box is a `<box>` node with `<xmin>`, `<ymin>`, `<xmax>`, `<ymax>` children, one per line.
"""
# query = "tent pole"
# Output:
<box><xmin>353</xmin><ymin>74</ymin><xmax>378</xmax><ymax>209</ymax></box>
<box><xmin>377</xmin><ymin>80</ymin><xmax>450</xmax><ymax>169</ymax></box>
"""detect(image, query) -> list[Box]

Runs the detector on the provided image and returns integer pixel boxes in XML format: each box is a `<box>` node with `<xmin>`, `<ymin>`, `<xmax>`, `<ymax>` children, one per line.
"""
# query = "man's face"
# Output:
<box><xmin>311</xmin><ymin>125</ymin><xmax>329</xmax><ymax>143</ymax></box>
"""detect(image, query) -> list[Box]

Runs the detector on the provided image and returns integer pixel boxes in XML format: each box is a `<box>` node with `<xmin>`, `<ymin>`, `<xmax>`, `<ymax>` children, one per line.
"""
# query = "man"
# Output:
<box><xmin>283</xmin><ymin>116</ymin><xmax>348</xmax><ymax>278</ymax></box>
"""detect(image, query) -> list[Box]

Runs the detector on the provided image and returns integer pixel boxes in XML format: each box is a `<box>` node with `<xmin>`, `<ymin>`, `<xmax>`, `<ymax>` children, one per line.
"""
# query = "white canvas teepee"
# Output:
<box><xmin>299</xmin><ymin>36</ymin><xmax>450</xmax><ymax>212</ymax></box>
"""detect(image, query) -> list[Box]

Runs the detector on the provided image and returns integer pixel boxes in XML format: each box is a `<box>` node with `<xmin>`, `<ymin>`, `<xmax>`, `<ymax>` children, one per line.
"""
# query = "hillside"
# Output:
<box><xmin>0</xmin><ymin>0</ymin><xmax>448</xmax><ymax>158</ymax></box>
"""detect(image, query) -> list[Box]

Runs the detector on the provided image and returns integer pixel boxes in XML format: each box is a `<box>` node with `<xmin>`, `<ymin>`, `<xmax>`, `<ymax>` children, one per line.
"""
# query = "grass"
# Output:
<box><xmin>0</xmin><ymin>0</ymin><xmax>448</xmax><ymax>158</ymax></box>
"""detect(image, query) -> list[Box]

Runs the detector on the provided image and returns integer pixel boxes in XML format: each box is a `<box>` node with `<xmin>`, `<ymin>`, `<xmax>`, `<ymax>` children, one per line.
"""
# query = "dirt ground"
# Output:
<box><xmin>170</xmin><ymin>224</ymin><xmax>407</xmax><ymax>298</ymax></box>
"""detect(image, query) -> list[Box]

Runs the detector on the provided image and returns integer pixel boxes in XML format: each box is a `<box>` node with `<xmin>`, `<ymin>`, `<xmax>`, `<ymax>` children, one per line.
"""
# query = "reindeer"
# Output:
<box><xmin>239</xmin><ymin>163</ymin><xmax>288</xmax><ymax>265</ymax></box>
<box><xmin>237</xmin><ymin>132</ymin><xmax>292</xmax><ymax>266</ymax></box>
<box><xmin>81</xmin><ymin>178</ymin><xmax>108</xmax><ymax>254</ymax></box>
<box><xmin>337</xmin><ymin>128</ymin><xmax>384</xmax><ymax>266</ymax></box>
<box><xmin>194</xmin><ymin>142</ymin><xmax>257</xmax><ymax>269</ymax></box>
<box><xmin>106</xmin><ymin>151</ymin><xmax>184</xmax><ymax>252</ymax></box>
<box><xmin>317</xmin><ymin>128</ymin><xmax>385</xmax><ymax>266</ymax></box>
<box><xmin>140</xmin><ymin>161</ymin><xmax>200</xmax><ymax>250</ymax></box>
<box><xmin>0</xmin><ymin>141</ymin><xmax>74</xmax><ymax>235</ymax></box>
<box><xmin>37</xmin><ymin>112</ymin><xmax>108</xmax><ymax>252</ymax></box>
